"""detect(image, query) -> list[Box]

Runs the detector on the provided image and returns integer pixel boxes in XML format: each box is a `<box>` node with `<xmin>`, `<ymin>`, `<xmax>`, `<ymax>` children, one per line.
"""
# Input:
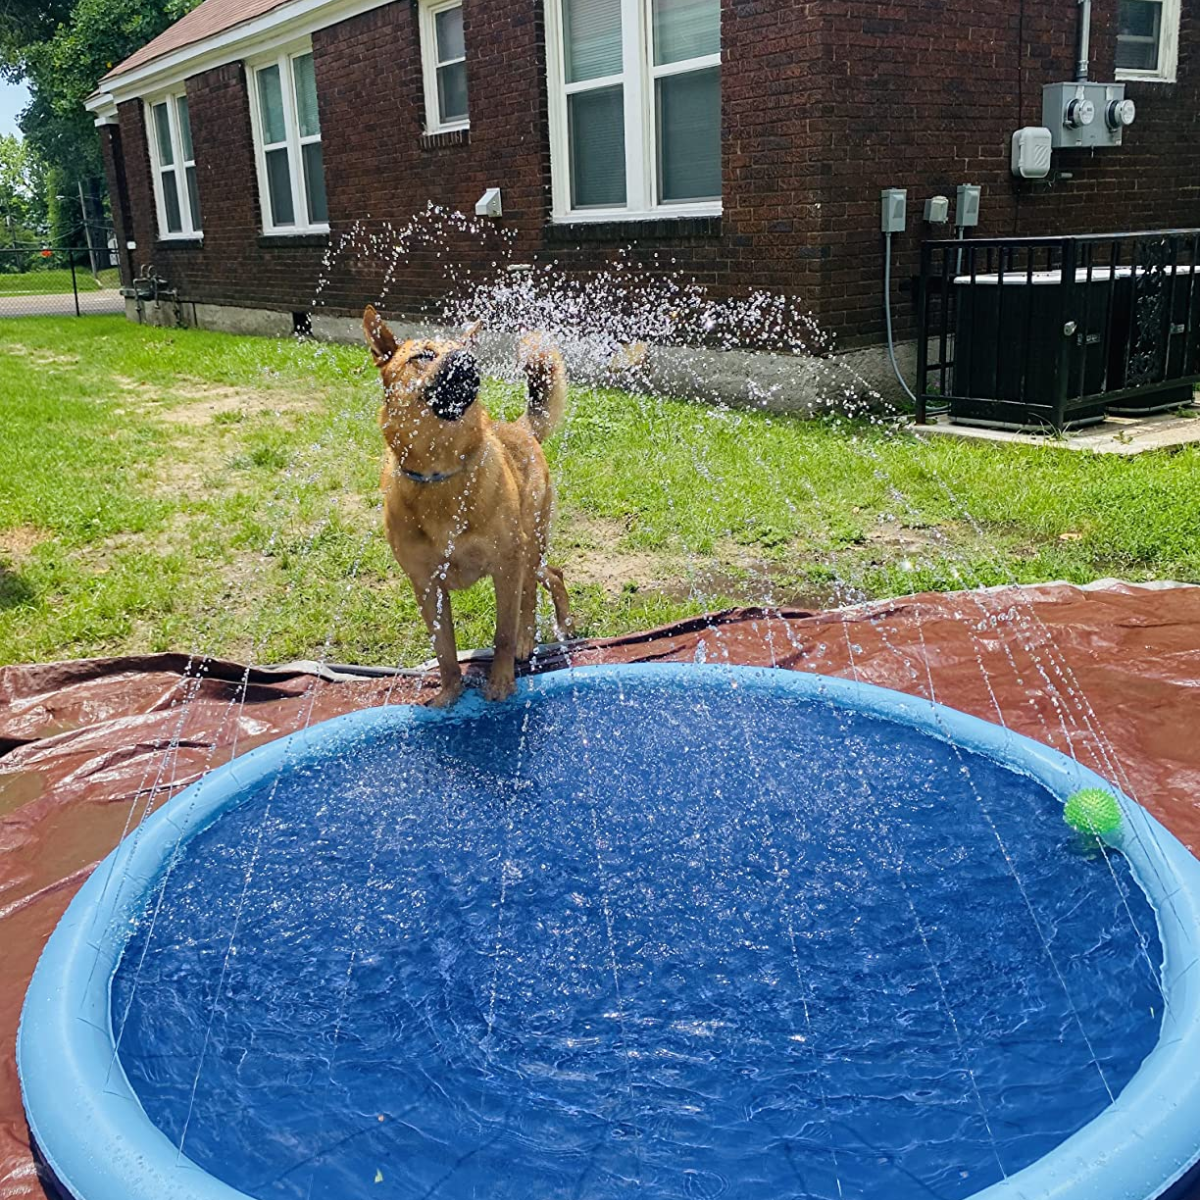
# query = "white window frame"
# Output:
<box><xmin>144</xmin><ymin>90</ymin><xmax>202</xmax><ymax>240</ymax></box>
<box><xmin>1115</xmin><ymin>0</ymin><xmax>1180</xmax><ymax>83</ymax></box>
<box><xmin>545</xmin><ymin>0</ymin><xmax>721</xmax><ymax>223</ymax></box>
<box><xmin>246</xmin><ymin>41</ymin><xmax>329</xmax><ymax>235</ymax></box>
<box><xmin>419</xmin><ymin>0</ymin><xmax>470</xmax><ymax>133</ymax></box>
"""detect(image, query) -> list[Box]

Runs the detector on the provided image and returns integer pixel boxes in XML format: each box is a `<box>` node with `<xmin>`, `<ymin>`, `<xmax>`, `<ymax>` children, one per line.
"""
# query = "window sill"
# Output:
<box><xmin>154</xmin><ymin>237</ymin><xmax>203</xmax><ymax>249</ymax></box>
<box><xmin>545</xmin><ymin>214</ymin><xmax>722</xmax><ymax>244</ymax></box>
<box><xmin>257</xmin><ymin>232</ymin><xmax>330</xmax><ymax>248</ymax></box>
<box><xmin>1115</xmin><ymin>70</ymin><xmax>1176</xmax><ymax>84</ymax></box>
<box><xmin>420</xmin><ymin>127</ymin><xmax>470</xmax><ymax>150</ymax></box>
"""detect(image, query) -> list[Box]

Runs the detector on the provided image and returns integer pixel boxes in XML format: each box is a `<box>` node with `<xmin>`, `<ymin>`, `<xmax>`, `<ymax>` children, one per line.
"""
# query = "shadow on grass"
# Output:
<box><xmin>0</xmin><ymin>565</ymin><xmax>36</xmax><ymax>610</ymax></box>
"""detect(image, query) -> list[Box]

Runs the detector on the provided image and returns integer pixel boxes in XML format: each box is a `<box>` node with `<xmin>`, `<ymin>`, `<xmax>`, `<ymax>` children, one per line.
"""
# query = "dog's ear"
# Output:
<box><xmin>363</xmin><ymin>305</ymin><xmax>398</xmax><ymax>367</ymax></box>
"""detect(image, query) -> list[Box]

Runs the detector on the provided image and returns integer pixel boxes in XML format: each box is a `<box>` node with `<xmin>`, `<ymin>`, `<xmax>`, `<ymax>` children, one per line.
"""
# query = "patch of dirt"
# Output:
<box><xmin>570</xmin><ymin>544</ymin><xmax>683</xmax><ymax>594</ymax></box>
<box><xmin>0</xmin><ymin>526</ymin><xmax>49</xmax><ymax>562</ymax></box>
<box><xmin>558</xmin><ymin>515</ymin><xmax>837</xmax><ymax>609</ymax></box>
<box><xmin>1</xmin><ymin>346</ymin><xmax>79</xmax><ymax>366</ymax></box>
<box><xmin>338</xmin><ymin>491</ymin><xmax>383</xmax><ymax>531</ymax></box>
<box><xmin>112</xmin><ymin>375</ymin><xmax>161</xmax><ymax>395</ymax></box>
<box><xmin>163</xmin><ymin>380</ymin><xmax>325</xmax><ymax>426</ymax></box>
<box><xmin>162</xmin><ymin>389</ymin><xmax>252</xmax><ymax>426</ymax></box>
<box><xmin>73</xmin><ymin>511</ymin><xmax>194</xmax><ymax>568</ymax></box>
<box><xmin>559</xmin><ymin>515</ymin><xmax>683</xmax><ymax>593</ymax></box>
<box><xmin>138</xmin><ymin>384</ymin><xmax>325</xmax><ymax>497</ymax></box>
<box><xmin>864</xmin><ymin>519</ymin><xmax>955</xmax><ymax>554</ymax></box>
<box><xmin>143</xmin><ymin>430</ymin><xmax>228</xmax><ymax>499</ymax></box>
<box><xmin>110</xmin><ymin>380</ymin><xmax>323</xmax><ymax>427</ymax></box>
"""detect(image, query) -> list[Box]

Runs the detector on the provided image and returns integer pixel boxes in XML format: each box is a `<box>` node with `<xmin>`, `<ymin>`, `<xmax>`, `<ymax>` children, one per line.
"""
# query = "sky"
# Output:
<box><xmin>0</xmin><ymin>77</ymin><xmax>31</xmax><ymax>138</ymax></box>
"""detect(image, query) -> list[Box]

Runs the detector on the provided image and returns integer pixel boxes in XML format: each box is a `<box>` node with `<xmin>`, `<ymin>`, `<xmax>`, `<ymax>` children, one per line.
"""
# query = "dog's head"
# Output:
<box><xmin>363</xmin><ymin>306</ymin><xmax>482</xmax><ymax>422</ymax></box>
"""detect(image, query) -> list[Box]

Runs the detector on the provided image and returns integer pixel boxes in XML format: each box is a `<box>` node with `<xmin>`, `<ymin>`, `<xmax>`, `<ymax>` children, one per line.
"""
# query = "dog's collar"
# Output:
<box><xmin>398</xmin><ymin>464</ymin><xmax>464</xmax><ymax>484</ymax></box>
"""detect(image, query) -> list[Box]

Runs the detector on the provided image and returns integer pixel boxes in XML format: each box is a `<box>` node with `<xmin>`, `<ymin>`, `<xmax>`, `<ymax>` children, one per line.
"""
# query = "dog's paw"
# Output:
<box><xmin>516</xmin><ymin>633</ymin><xmax>536</xmax><ymax>661</ymax></box>
<box><xmin>424</xmin><ymin>680</ymin><xmax>465</xmax><ymax>708</ymax></box>
<box><xmin>483</xmin><ymin>671</ymin><xmax>516</xmax><ymax>703</ymax></box>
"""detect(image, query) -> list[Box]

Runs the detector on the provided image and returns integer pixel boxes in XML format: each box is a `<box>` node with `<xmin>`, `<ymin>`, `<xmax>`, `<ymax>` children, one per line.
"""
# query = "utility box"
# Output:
<box><xmin>1043</xmin><ymin>82</ymin><xmax>1136</xmax><ymax>148</ymax></box>
<box><xmin>1011</xmin><ymin>128</ymin><xmax>1053</xmax><ymax>179</ymax></box>
<box><xmin>881</xmin><ymin>189</ymin><xmax>907</xmax><ymax>234</ymax></box>
<box><xmin>948</xmin><ymin>260</ymin><xmax>1199</xmax><ymax>429</ymax></box>
<box><xmin>917</xmin><ymin>232</ymin><xmax>1200</xmax><ymax>432</ymax></box>
<box><xmin>924</xmin><ymin>195</ymin><xmax>950</xmax><ymax>225</ymax></box>
<box><xmin>950</xmin><ymin>270</ymin><xmax>1111</xmax><ymax>428</ymax></box>
<box><xmin>956</xmin><ymin>185</ymin><xmax>981</xmax><ymax>228</ymax></box>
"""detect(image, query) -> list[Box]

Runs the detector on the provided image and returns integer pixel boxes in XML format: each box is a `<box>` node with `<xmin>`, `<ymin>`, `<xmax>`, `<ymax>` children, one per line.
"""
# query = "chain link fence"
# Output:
<box><xmin>0</xmin><ymin>246</ymin><xmax>125</xmax><ymax>319</ymax></box>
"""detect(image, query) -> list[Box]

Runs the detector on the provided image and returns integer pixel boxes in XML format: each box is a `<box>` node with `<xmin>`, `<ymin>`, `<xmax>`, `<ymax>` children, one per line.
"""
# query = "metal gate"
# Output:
<box><xmin>915</xmin><ymin>230</ymin><xmax>1200</xmax><ymax>430</ymax></box>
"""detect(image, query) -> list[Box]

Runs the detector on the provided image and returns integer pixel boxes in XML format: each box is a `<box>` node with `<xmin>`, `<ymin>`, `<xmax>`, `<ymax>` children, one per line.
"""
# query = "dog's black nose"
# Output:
<box><xmin>428</xmin><ymin>350</ymin><xmax>480</xmax><ymax>421</ymax></box>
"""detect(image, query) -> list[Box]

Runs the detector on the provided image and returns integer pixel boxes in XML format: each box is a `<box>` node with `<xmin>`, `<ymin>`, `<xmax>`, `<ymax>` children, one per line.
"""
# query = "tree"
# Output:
<box><xmin>0</xmin><ymin>132</ymin><xmax>45</xmax><ymax>252</ymax></box>
<box><xmin>0</xmin><ymin>0</ymin><xmax>201</xmax><ymax>216</ymax></box>
<box><xmin>0</xmin><ymin>2</ymin><xmax>75</xmax><ymax>71</ymax></box>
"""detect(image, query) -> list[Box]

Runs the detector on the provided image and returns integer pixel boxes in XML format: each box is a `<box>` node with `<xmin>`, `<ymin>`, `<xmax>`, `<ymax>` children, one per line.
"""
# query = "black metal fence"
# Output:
<box><xmin>916</xmin><ymin>230</ymin><xmax>1200</xmax><ymax>430</ymax></box>
<box><xmin>0</xmin><ymin>247</ymin><xmax>124</xmax><ymax>320</ymax></box>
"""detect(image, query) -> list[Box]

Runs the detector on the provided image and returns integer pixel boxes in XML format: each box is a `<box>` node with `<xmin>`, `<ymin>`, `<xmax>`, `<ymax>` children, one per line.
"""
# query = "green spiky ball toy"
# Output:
<box><xmin>1063</xmin><ymin>788</ymin><xmax>1123</xmax><ymax>837</ymax></box>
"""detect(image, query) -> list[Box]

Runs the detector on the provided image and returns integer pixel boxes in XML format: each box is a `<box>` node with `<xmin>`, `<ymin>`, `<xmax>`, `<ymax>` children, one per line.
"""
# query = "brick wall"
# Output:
<box><xmin>101</xmin><ymin>0</ymin><xmax>1200</xmax><ymax>352</ymax></box>
<box><xmin>119</xmin><ymin>60</ymin><xmax>330</xmax><ymax>315</ymax></box>
<box><xmin>819</xmin><ymin>0</ymin><xmax>1200</xmax><ymax>346</ymax></box>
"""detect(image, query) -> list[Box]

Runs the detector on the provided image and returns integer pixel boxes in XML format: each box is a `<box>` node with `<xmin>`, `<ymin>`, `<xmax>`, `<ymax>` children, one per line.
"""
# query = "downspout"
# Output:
<box><xmin>1076</xmin><ymin>0</ymin><xmax>1092</xmax><ymax>81</ymax></box>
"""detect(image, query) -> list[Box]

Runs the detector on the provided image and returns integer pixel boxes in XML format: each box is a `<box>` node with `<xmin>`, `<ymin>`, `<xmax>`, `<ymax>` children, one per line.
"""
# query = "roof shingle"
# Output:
<box><xmin>101</xmin><ymin>0</ymin><xmax>294</xmax><ymax>81</ymax></box>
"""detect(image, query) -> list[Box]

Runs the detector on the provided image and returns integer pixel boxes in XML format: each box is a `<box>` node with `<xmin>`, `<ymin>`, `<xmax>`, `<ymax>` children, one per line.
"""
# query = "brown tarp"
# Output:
<box><xmin>2</xmin><ymin>581</ymin><xmax>1199</xmax><ymax>1199</ymax></box>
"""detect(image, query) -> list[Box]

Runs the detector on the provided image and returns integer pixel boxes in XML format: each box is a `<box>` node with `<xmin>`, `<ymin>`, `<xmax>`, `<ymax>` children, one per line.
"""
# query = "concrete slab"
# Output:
<box><xmin>910</xmin><ymin>405</ymin><xmax>1200</xmax><ymax>455</ymax></box>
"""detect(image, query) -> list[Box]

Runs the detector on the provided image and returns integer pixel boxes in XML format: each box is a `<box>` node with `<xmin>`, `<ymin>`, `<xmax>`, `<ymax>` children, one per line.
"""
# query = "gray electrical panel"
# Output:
<box><xmin>1042</xmin><ymin>81</ymin><xmax>1136</xmax><ymax>148</ymax></box>
<box><xmin>956</xmin><ymin>185</ymin><xmax>981</xmax><ymax>227</ymax></box>
<box><xmin>881</xmin><ymin>188</ymin><xmax>907</xmax><ymax>234</ymax></box>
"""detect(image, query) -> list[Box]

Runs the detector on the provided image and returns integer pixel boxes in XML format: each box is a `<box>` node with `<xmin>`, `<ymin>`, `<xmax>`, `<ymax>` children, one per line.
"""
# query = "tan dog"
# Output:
<box><xmin>364</xmin><ymin>305</ymin><xmax>572</xmax><ymax>706</ymax></box>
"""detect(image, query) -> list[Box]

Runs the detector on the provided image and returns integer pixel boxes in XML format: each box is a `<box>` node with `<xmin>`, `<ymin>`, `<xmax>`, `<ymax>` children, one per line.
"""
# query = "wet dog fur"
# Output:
<box><xmin>363</xmin><ymin>306</ymin><xmax>572</xmax><ymax>706</ymax></box>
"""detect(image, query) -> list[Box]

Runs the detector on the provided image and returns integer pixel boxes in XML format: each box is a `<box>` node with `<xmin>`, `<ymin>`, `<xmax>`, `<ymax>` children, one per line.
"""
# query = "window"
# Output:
<box><xmin>146</xmin><ymin>92</ymin><xmax>201</xmax><ymax>239</ymax></box>
<box><xmin>546</xmin><ymin>0</ymin><xmax>720</xmax><ymax>221</ymax></box>
<box><xmin>248</xmin><ymin>47</ymin><xmax>329</xmax><ymax>233</ymax></box>
<box><xmin>420</xmin><ymin>0</ymin><xmax>469</xmax><ymax>132</ymax></box>
<box><xmin>1116</xmin><ymin>0</ymin><xmax>1180</xmax><ymax>81</ymax></box>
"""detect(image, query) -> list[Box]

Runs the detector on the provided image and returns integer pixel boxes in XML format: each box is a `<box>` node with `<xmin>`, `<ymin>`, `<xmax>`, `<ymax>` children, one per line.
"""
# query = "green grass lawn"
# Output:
<box><xmin>0</xmin><ymin>267</ymin><xmax>120</xmax><ymax>296</ymax></box>
<box><xmin>1</xmin><ymin>315</ymin><xmax>1197</xmax><ymax>668</ymax></box>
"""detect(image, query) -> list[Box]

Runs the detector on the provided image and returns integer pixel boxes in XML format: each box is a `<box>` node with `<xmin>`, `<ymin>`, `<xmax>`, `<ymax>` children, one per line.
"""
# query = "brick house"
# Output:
<box><xmin>88</xmin><ymin>0</ymin><xmax>1198</xmax><ymax>392</ymax></box>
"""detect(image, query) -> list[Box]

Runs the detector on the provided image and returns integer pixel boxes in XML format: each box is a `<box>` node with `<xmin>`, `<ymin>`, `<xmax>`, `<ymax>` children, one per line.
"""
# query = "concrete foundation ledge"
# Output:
<box><xmin>125</xmin><ymin>299</ymin><xmax>916</xmax><ymax>414</ymax></box>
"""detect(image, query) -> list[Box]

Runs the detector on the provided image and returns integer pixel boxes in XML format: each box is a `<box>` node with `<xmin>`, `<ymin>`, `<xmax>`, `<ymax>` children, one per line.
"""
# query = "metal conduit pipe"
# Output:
<box><xmin>1076</xmin><ymin>0</ymin><xmax>1092</xmax><ymax>81</ymax></box>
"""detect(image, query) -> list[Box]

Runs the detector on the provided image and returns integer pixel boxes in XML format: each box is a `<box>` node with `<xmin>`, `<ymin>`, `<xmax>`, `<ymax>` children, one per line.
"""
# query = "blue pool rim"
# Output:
<box><xmin>17</xmin><ymin>663</ymin><xmax>1200</xmax><ymax>1200</ymax></box>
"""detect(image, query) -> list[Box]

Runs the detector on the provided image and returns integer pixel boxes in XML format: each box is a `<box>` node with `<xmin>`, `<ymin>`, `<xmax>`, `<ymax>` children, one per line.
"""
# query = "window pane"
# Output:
<box><xmin>160</xmin><ymin>168</ymin><xmax>183</xmax><ymax>233</ymax></box>
<box><xmin>257</xmin><ymin>64</ymin><xmax>287</xmax><ymax>144</ymax></box>
<box><xmin>153</xmin><ymin>102</ymin><xmax>174</xmax><ymax>165</ymax></box>
<box><xmin>302</xmin><ymin>141</ymin><xmax>328</xmax><ymax>225</ymax></box>
<box><xmin>653</xmin><ymin>0</ymin><xmax>719</xmax><ymax>65</ymax></box>
<box><xmin>185</xmin><ymin>164</ymin><xmax>202</xmax><ymax>231</ymax></box>
<box><xmin>435</xmin><ymin>4</ymin><xmax>465</xmax><ymax>62</ymax></box>
<box><xmin>292</xmin><ymin>52</ymin><xmax>321</xmax><ymax>138</ymax></box>
<box><xmin>437</xmin><ymin>61</ymin><xmax>469</xmax><ymax>123</ymax></box>
<box><xmin>568</xmin><ymin>85</ymin><xmax>625</xmax><ymax>207</ymax></box>
<box><xmin>1117</xmin><ymin>0</ymin><xmax>1162</xmax><ymax>70</ymax></box>
<box><xmin>176</xmin><ymin>95</ymin><xmax>194</xmax><ymax>161</ymax></box>
<box><xmin>265</xmin><ymin>146</ymin><xmax>295</xmax><ymax>225</ymax></box>
<box><xmin>563</xmin><ymin>0</ymin><xmax>622</xmax><ymax>83</ymax></box>
<box><xmin>1120</xmin><ymin>0</ymin><xmax>1162</xmax><ymax>37</ymax></box>
<box><xmin>657</xmin><ymin>67</ymin><xmax>720</xmax><ymax>202</ymax></box>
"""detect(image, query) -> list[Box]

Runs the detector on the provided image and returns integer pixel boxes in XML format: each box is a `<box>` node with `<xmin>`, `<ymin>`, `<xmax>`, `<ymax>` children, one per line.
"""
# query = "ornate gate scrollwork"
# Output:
<box><xmin>1126</xmin><ymin>237</ymin><xmax>1171</xmax><ymax>387</ymax></box>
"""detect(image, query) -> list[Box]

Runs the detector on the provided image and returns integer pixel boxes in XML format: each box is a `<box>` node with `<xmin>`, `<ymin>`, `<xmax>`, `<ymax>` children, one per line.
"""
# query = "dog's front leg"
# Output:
<box><xmin>415</xmin><ymin>579</ymin><xmax>463</xmax><ymax>707</ymax></box>
<box><xmin>484</xmin><ymin>559</ymin><xmax>522</xmax><ymax>702</ymax></box>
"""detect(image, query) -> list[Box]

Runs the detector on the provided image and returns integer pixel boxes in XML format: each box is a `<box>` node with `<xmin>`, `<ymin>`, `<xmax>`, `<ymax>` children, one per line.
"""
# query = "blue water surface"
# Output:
<box><xmin>112</xmin><ymin>678</ymin><xmax>1163</xmax><ymax>1200</ymax></box>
